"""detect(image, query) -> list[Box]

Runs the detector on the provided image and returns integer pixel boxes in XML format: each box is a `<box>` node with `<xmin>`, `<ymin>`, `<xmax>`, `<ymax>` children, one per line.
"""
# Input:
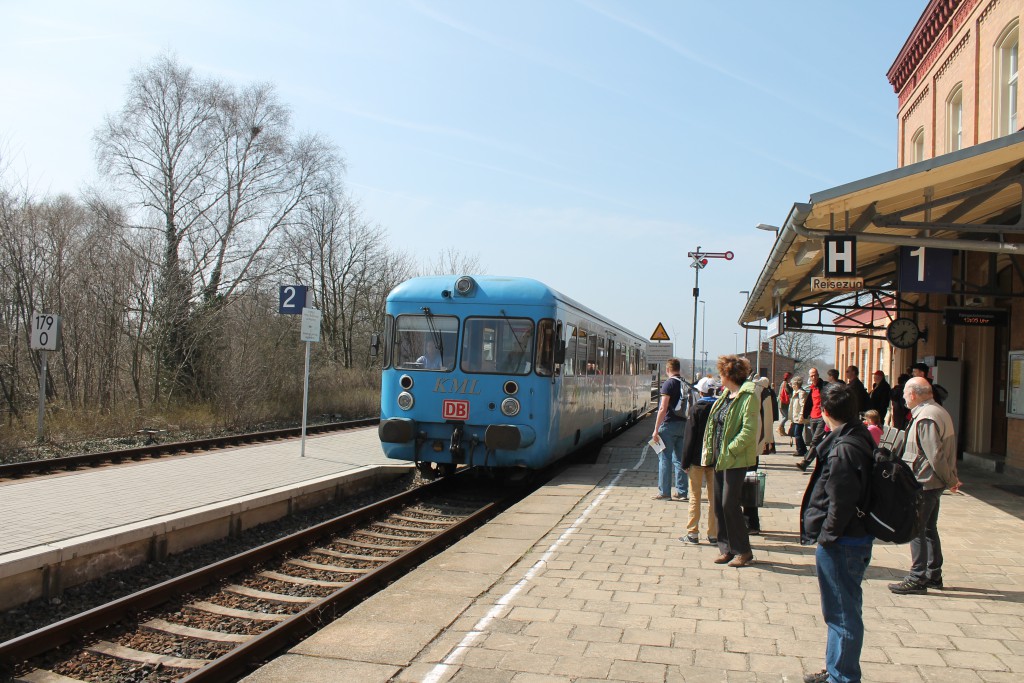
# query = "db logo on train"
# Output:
<box><xmin>442</xmin><ymin>399</ymin><xmax>470</xmax><ymax>421</ymax></box>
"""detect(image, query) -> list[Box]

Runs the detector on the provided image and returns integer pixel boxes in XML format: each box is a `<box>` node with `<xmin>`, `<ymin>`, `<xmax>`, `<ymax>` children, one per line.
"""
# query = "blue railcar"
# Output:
<box><xmin>376</xmin><ymin>275</ymin><xmax>650</xmax><ymax>473</ymax></box>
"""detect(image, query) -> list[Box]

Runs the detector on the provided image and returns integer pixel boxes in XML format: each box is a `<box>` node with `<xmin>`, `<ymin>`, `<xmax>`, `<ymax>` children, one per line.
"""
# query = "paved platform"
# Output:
<box><xmin>242</xmin><ymin>416</ymin><xmax>1024</xmax><ymax>683</ymax></box>
<box><xmin>0</xmin><ymin>427</ymin><xmax>407</xmax><ymax>609</ymax></box>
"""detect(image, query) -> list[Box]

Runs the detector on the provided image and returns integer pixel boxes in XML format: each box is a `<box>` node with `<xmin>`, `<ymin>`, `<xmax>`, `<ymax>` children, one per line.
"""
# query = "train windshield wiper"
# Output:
<box><xmin>500</xmin><ymin>309</ymin><xmax>525</xmax><ymax>351</ymax></box>
<box><xmin>421</xmin><ymin>307</ymin><xmax>443</xmax><ymax>358</ymax></box>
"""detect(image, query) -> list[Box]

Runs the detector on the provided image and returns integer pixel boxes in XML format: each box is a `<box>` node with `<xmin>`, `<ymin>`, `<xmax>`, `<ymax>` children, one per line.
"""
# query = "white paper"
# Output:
<box><xmin>648</xmin><ymin>437</ymin><xmax>665</xmax><ymax>454</ymax></box>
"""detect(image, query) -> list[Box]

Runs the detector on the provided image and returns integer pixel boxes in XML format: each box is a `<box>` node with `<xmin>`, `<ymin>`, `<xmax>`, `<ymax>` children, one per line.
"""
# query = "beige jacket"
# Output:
<box><xmin>789</xmin><ymin>388</ymin><xmax>807</xmax><ymax>425</ymax></box>
<box><xmin>904</xmin><ymin>399</ymin><xmax>957</xmax><ymax>491</ymax></box>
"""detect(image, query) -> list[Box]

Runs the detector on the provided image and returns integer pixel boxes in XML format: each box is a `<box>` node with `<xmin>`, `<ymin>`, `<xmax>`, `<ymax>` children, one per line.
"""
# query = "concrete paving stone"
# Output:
<box><xmin>910</xmin><ymin>619</ymin><xmax>967</xmax><ymax>636</ymax></box>
<box><xmin>238</xmin><ymin>654</ymin><xmax>400</xmax><ymax>683</ymax></box>
<box><xmin>508</xmin><ymin>674</ymin><xmax>572</xmax><ymax>683</ymax></box>
<box><xmin>531</xmin><ymin>637</ymin><xmax>587</xmax><ymax>657</ymax></box>
<box><xmin>916</xmin><ymin>665</ymin><xmax>986</xmax><ymax>682</ymax></box>
<box><xmin>859</xmin><ymin>661</ymin><xmax>927</xmax><ymax>681</ymax></box>
<box><xmin>456</xmin><ymin>646</ymin><xmax>507</xmax><ymax>669</ymax></box>
<box><xmin>978</xmin><ymin>672</ymin><xmax>1024</xmax><ymax>682</ymax></box>
<box><xmin>977</xmin><ymin>613</ymin><xmax>1024</xmax><ymax>627</ymax></box>
<box><xmin>1002</xmin><ymin>639</ymin><xmax>1024</xmax><ymax>655</ymax></box>
<box><xmin>553</xmin><ymin>608</ymin><xmax>605</xmax><ymax>626</ymax></box>
<box><xmin>394</xmin><ymin>662</ymin><xmax>456</xmax><ymax>683</ymax></box>
<box><xmin>746</xmin><ymin>652</ymin><xmax>801</xmax><ymax>674</ymax></box>
<box><xmin>290</xmin><ymin>620</ymin><xmax>442</xmax><ymax>666</ymax></box>
<box><xmin>940</xmin><ymin>649</ymin><xmax>1010</xmax><ymax>670</ymax></box>
<box><xmin>549</xmin><ymin>653</ymin><xmax>614</xmax><ymax>678</ymax></box>
<box><xmin>744</xmin><ymin>622</ymin><xmax>796</xmax><ymax>641</ymax></box>
<box><xmin>498</xmin><ymin>650</ymin><xmax>559</xmax><ymax>675</ymax></box>
<box><xmin>886</xmin><ymin>645</ymin><xmax>949</xmax><ymax>666</ymax></box>
<box><xmin>480</xmin><ymin>632</ymin><xmax>540</xmax><ymax>652</ymax></box>
<box><xmin>693</xmin><ymin>648</ymin><xmax>749</xmax><ymax>671</ymax></box>
<box><xmin>725</xmin><ymin>636</ymin><xmax>777</xmax><ymax>655</ymax></box>
<box><xmin>581</xmin><ymin>640</ymin><xmax>641</xmax><ymax>661</ymax></box>
<box><xmin>570</xmin><ymin>623</ymin><xmax>624</xmax><ymax>644</ymax></box>
<box><xmin>636</xmin><ymin>644</ymin><xmax>695</xmax><ymax>666</ymax></box>
<box><xmin>621</xmin><ymin>627</ymin><xmax>672</xmax><ymax>647</ymax></box>
<box><xmin>994</xmin><ymin>652</ymin><xmax>1024</xmax><ymax>670</ymax></box>
<box><xmin>948</xmin><ymin>636</ymin><xmax>1014</xmax><ymax>654</ymax></box>
<box><xmin>449</xmin><ymin>666</ymin><xmax>517</xmax><ymax>683</ymax></box>
<box><xmin>607</xmin><ymin>658</ymin><xmax>669</xmax><ymax>682</ymax></box>
<box><xmin>589</xmin><ymin>599</ymin><xmax>630</xmax><ymax>615</ymax></box>
<box><xmin>895</xmin><ymin>632</ymin><xmax>954</xmax><ymax>649</ymax></box>
<box><xmin>507</xmin><ymin>606</ymin><xmax>559</xmax><ymax>623</ymax></box>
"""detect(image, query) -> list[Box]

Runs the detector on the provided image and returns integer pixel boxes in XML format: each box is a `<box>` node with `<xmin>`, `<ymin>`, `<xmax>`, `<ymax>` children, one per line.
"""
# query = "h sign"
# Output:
<box><xmin>824</xmin><ymin>237</ymin><xmax>857</xmax><ymax>277</ymax></box>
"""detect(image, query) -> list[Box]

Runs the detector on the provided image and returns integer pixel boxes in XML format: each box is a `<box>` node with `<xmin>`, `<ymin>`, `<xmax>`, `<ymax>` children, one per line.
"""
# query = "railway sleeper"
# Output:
<box><xmin>189</xmin><ymin>600</ymin><xmax>288</xmax><ymax>622</ymax></box>
<box><xmin>258</xmin><ymin>570</ymin><xmax>350</xmax><ymax>587</ymax></box>
<box><xmin>285</xmin><ymin>558</ymin><xmax>371</xmax><ymax>574</ymax></box>
<box><xmin>357</xmin><ymin>530</ymin><xmax>432</xmax><ymax>542</ymax></box>
<box><xmin>374</xmin><ymin>521</ymin><xmax>441</xmax><ymax>533</ymax></box>
<box><xmin>391</xmin><ymin>514</ymin><xmax>453</xmax><ymax>525</ymax></box>
<box><xmin>331</xmin><ymin>538</ymin><xmax>413</xmax><ymax>552</ymax></box>
<box><xmin>86</xmin><ymin>640</ymin><xmax>209</xmax><ymax>670</ymax></box>
<box><xmin>14</xmin><ymin>669</ymin><xmax>85</xmax><ymax>683</ymax></box>
<box><xmin>224</xmin><ymin>584</ymin><xmax>315</xmax><ymax>604</ymax></box>
<box><xmin>311</xmin><ymin>547</ymin><xmax>389</xmax><ymax>563</ymax></box>
<box><xmin>142</xmin><ymin>618</ymin><xmax>249</xmax><ymax>644</ymax></box>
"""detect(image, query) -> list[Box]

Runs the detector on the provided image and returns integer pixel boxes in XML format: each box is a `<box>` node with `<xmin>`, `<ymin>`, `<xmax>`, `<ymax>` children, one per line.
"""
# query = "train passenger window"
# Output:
<box><xmin>392</xmin><ymin>314</ymin><xmax>458</xmax><ymax>371</ymax></box>
<box><xmin>461</xmin><ymin>317</ymin><xmax>535</xmax><ymax>375</ymax></box>
<box><xmin>563</xmin><ymin>324</ymin><xmax>577</xmax><ymax>376</ymax></box>
<box><xmin>535</xmin><ymin>319</ymin><xmax>555</xmax><ymax>376</ymax></box>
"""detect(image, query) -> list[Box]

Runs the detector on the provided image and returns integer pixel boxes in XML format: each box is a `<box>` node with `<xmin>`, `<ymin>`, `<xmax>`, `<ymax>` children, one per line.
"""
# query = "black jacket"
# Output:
<box><xmin>682</xmin><ymin>396</ymin><xmax>716</xmax><ymax>469</ymax></box>
<box><xmin>848</xmin><ymin>378</ymin><xmax>871</xmax><ymax>416</ymax></box>
<box><xmin>801</xmin><ymin>378</ymin><xmax>831</xmax><ymax>420</ymax></box>
<box><xmin>869</xmin><ymin>379</ymin><xmax>891</xmax><ymax>419</ymax></box>
<box><xmin>799</xmin><ymin>421</ymin><xmax>874</xmax><ymax>546</ymax></box>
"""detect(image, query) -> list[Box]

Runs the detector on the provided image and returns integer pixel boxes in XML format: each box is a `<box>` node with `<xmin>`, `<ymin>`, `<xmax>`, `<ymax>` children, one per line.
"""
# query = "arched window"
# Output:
<box><xmin>911</xmin><ymin>127</ymin><xmax>925</xmax><ymax>163</ymax></box>
<box><xmin>946</xmin><ymin>84</ymin><xmax>963</xmax><ymax>152</ymax></box>
<box><xmin>995</xmin><ymin>22</ymin><xmax>1019</xmax><ymax>137</ymax></box>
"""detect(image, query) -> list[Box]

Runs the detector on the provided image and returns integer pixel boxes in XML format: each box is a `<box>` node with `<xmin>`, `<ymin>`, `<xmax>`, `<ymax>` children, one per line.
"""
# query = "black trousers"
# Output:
<box><xmin>801</xmin><ymin>418</ymin><xmax>826</xmax><ymax>466</ymax></box>
<box><xmin>909</xmin><ymin>488</ymin><xmax>944</xmax><ymax>583</ymax></box>
<box><xmin>714</xmin><ymin>468</ymin><xmax>751</xmax><ymax>556</ymax></box>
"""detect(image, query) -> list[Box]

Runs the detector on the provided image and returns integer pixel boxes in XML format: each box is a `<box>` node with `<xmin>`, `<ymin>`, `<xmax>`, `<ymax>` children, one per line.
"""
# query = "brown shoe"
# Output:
<box><xmin>727</xmin><ymin>553</ymin><xmax>754</xmax><ymax>567</ymax></box>
<box><xmin>713</xmin><ymin>553</ymin><xmax>735</xmax><ymax>564</ymax></box>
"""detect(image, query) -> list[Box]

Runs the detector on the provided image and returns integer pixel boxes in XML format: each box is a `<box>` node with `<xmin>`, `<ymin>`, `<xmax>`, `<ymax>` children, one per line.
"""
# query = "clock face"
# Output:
<box><xmin>886</xmin><ymin>318</ymin><xmax>920</xmax><ymax>349</ymax></box>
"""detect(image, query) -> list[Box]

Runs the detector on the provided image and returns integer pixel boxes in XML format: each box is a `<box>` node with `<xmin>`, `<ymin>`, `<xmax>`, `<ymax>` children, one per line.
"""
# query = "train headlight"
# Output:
<box><xmin>397</xmin><ymin>391</ymin><xmax>415</xmax><ymax>411</ymax></box>
<box><xmin>399</xmin><ymin>374</ymin><xmax>414</xmax><ymax>390</ymax></box>
<box><xmin>454</xmin><ymin>276</ymin><xmax>475</xmax><ymax>295</ymax></box>
<box><xmin>500</xmin><ymin>397</ymin><xmax>520</xmax><ymax>417</ymax></box>
<box><xmin>503</xmin><ymin>380</ymin><xmax>518</xmax><ymax>395</ymax></box>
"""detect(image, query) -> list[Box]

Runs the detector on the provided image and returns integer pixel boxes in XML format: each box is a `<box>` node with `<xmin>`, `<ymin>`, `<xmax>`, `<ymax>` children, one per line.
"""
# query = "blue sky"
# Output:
<box><xmin>1</xmin><ymin>1</ymin><xmax>926</xmax><ymax>366</ymax></box>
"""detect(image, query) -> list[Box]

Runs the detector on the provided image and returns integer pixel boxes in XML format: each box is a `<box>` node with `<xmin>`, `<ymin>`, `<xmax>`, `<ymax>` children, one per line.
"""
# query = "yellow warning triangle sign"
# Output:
<box><xmin>650</xmin><ymin>323</ymin><xmax>670</xmax><ymax>341</ymax></box>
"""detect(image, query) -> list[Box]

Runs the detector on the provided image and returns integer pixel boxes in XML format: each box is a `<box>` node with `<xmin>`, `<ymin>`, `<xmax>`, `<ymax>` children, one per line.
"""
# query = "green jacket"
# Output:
<box><xmin>701</xmin><ymin>380</ymin><xmax>760</xmax><ymax>471</ymax></box>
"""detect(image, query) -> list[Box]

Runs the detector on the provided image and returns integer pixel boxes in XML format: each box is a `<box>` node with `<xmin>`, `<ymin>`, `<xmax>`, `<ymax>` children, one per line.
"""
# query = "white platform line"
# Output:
<box><xmin>421</xmin><ymin>467</ymin><xmax>628</xmax><ymax>683</ymax></box>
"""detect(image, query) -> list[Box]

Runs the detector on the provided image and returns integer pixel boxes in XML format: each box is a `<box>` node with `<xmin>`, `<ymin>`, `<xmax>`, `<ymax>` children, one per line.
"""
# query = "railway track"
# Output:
<box><xmin>1</xmin><ymin>470</ymin><xmax>528</xmax><ymax>683</ymax></box>
<box><xmin>0</xmin><ymin>418</ymin><xmax>379</xmax><ymax>480</ymax></box>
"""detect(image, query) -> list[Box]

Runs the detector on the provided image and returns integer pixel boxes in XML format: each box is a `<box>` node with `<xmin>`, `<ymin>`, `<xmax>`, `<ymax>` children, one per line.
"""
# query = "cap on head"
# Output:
<box><xmin>695</xmin><ymin>377</ymin><xmax>716</xmax><ymax>394</ymax></box>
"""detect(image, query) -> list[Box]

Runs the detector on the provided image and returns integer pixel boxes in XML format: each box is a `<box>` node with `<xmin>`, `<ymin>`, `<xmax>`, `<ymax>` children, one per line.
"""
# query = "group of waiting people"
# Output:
<box><xmin>651</xmin><ymin>355</ymin><xmax>960</xmax><ymax>683</ymax></box>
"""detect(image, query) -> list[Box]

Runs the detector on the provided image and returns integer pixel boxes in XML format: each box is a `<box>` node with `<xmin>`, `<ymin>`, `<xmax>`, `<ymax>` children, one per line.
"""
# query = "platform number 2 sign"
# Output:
<box><xmin>30</xmin><ymin>313</ymin><xmax>62</xmax><ymax>351</ymax></box>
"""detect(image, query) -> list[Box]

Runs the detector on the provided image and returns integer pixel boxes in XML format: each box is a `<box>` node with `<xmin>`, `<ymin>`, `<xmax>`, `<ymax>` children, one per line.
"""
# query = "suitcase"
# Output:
<box><xmin>740</xmin><ymin>471</ymin><xmax>766</xmax><ymax>508</ymax></box>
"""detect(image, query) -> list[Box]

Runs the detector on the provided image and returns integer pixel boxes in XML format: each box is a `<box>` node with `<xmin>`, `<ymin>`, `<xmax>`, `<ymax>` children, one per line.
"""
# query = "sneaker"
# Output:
<box><xmin>679</xmin><ymin>534</ymin><xmax>700</xmax><ymax>544</ymax></box>
<box><xmin>707</xmin><ymin>536</ymin><xmax>717</xmax><ymax>544</ymax></box>
<box><xmin>803</xmin><ymin>670</ymin><xmax>829</xmax><ymax>683</ymax></box>
<box><xmin>795</xmin><ymin>460</ymin><xmax>808</xmax><ymax>471</ymax></box>
<box><xmin>673</xmin><ymin>491</ymin><xmax>689</xmax><ymax>501</ymax></box>
<box><xmin>888</xmin><ymin>578</ymin><xmax>927</xmax><ymax>595</ymax></box>
<box><xmin>924</xmin><ymin>576</ymin><xmax>944</xmax><ymax>589</ymax></box>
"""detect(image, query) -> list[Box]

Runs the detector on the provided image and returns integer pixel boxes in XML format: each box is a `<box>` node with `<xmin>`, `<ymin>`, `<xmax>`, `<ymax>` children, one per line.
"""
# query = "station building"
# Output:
<box><xmin>741</xmin><ymin>0</ymin><xmax>1024</xmax><ymax>475</ymax></box>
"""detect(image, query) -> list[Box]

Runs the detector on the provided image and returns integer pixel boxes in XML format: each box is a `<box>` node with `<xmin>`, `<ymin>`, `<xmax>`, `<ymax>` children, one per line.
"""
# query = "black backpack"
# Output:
<box><xmin>857</xmin><ymin>446</ymin><xmax>924</xmax><ymax>544</ymax></box>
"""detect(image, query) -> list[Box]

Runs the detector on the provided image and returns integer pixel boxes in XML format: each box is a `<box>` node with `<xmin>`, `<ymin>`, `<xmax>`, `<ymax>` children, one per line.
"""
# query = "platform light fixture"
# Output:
<box><xmin>755</xmin><ymin>223</ymin><xmax>780</xmax><ymax>233</ymax></box>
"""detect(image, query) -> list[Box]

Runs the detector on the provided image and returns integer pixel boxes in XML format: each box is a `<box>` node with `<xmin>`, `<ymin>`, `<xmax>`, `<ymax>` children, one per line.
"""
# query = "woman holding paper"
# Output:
<box><xmin>702</xmin><ymin>354</ymin><xmax>760</xmax><ymax>567</ymax></box>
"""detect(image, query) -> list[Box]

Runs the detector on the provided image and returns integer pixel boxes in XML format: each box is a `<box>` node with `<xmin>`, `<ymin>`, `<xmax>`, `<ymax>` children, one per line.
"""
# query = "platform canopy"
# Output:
<box><xmin>741</xmin><ymin>130</ymin><xmax>1024</xmax><ymax>336</ymax></box>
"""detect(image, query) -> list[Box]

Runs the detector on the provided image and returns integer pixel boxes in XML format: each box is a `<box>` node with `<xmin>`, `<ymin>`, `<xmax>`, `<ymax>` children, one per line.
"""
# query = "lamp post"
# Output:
<box><xmin>739</xmin><ymin>290</ymin><xmax>750</xmax><ymax>361</ymax></box>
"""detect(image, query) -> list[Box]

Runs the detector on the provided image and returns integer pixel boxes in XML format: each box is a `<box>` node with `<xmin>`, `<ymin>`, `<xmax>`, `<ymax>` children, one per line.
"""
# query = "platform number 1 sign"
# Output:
<box><xmin>899</xmin><ymin>246</ymin><xmax>953</xmax><ymax>293</ymax></box>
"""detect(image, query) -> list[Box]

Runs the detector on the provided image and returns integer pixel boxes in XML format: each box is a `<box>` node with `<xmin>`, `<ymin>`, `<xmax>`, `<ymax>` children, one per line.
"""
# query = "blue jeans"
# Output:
<box><xmin>816</xmin><ymin>541</ymin><xmax>873</xmax><ymax>683</ymax></box>
<box><xmin>657</xmin><ymin>420</ymin><xmax>687</xmax><ymax>497</ymax></box>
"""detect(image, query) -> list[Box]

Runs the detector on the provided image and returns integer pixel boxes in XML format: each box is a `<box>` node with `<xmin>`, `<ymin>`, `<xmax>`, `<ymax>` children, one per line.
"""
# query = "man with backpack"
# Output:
<box><xmin>651</xmin><ymin>358</ymin><xmax>689</xmax><ymax>501</ymax></box>
<box><xmin>888</xmin><ymin>377</ymin><xmax>959</xmax><ymax>595</ymax></box>
<box><xmin>799</xmin><ymin>383</ymin><xmax>876</xmax><ymax>683</ymax></box>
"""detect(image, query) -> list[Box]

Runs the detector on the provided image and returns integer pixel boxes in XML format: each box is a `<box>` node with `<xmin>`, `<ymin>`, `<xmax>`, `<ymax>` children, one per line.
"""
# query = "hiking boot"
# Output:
<box><xmin>679</xmin><ymin>534</ymin><xmax>700</xmax><ymax>544</ymax></box>
<box><xmin>803</xmin><ymin>670</ymin><xmax>829</xmax><ymax>683</ymax></box>
<box><xmin>888</xmin><ymin>578</ymin><xmax>927</xmax><ymax>595</ymax></box>
<box><xmin>924</xmin><ymin>576</ymin><xmax>944</xmax><ymax>589</ymax></box>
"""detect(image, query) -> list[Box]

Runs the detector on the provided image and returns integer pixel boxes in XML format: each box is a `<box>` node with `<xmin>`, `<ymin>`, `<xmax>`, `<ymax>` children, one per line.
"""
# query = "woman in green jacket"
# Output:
<box><xmin>702</xmin><ymin>354</ymin><xmax>760</xmax><ymax>567</ymax></box>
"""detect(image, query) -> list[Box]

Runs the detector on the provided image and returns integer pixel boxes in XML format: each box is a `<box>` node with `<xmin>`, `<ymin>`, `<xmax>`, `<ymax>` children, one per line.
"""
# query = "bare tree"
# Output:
<box><xmin>421</xmin><ymin>248</ymin><xmax>483</xmax><ymax>276</ymax></box>
<box><xmin>775</xmin><ymin>331</ymin><xmax>830</xmax><ymax>375</ymax></box>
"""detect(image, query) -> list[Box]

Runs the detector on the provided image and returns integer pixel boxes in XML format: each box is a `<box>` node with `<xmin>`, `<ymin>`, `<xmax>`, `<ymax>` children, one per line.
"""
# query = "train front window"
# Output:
<box><xmin>461</xmin><ymin>317</ymin><xmax>535</xmax><ymax>375</ymax></box>
<box><xmin>393</xmin><ymin>314</ymin><xmax>458</xmax><ymax>371</ymax></box>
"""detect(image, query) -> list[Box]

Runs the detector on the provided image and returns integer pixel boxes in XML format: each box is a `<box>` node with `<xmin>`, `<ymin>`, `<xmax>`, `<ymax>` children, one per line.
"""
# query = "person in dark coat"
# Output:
<box><xmin>679</xmin><ymin>377</ymin><xmax>719</xmax><ymax>544</ymax></box>
<box><xmin>869</xmin><ymin>370</ymin><xmax>891</xmax><ymax>423</ymax></box>
<box><xmin>890</xmin><ymin>373</ymin><xmax>911</xmax><ymax>429</ymax></box>
<box><xmin>799</xmin><ymin>383</ymin><xmax>875</xmax><ymax>683</ymax></box>
<box><xmin>797</xmin><ymin>368</ymin><xmax>830</xmax><ymax>471</ymax></box>
<box><xmin>844</xmin><ymin>365</ymin><xmax>871</xmax><ymax>416</ymax></box>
